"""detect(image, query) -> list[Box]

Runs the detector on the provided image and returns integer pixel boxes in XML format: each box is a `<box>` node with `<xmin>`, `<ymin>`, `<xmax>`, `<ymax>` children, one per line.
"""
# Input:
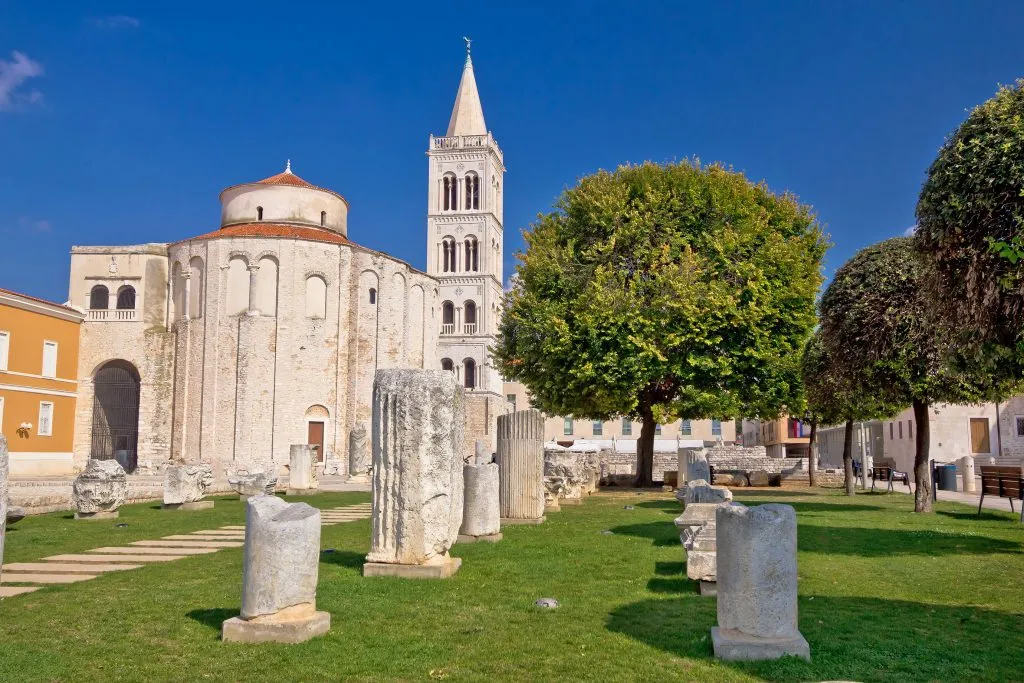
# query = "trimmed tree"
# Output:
<box><xmin>916</xmin><ymin>79</ymin><xmax>1024</xmax><ymax>378</ymax></box>
<box><xmin>819</xmin><ymin>238</ymin><xmax>992</xmax><ymax>512</ymax></box>
<box><xmin>494</xmin><ymin>161</ymin><xmax>827</xmax><ymax>486</ymax></box>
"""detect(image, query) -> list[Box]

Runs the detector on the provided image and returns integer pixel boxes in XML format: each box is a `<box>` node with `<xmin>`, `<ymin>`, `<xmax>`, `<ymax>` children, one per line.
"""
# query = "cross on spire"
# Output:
<box><xmin>285</xmin><ymin>159</ymin><xmax>292</xmax><ymax>174</ymax></box>
<box><xmin>463</xmin><ymin>36</ymin><xmax>472</xmax><ymax>63</ymax></box>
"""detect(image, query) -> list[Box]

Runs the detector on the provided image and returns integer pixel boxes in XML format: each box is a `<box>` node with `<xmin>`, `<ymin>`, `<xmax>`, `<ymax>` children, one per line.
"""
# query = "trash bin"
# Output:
<box><xmin>935</xmin><ymin>463</ymin><xmax>958</xmax><ymax>492</ymax></box>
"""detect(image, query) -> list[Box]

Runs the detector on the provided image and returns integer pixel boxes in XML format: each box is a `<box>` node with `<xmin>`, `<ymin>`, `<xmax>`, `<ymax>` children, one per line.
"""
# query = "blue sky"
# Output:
<box><xmin>1</xmin><ymin>2</ymin><xmax>1022</xmax><ymax>303</ymax></box>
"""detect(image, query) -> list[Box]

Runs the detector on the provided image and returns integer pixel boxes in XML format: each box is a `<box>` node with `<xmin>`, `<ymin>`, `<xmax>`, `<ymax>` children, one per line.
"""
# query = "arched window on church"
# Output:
<box><xmin>464</xmin><ymin>300</ymin><xmax>477</xmax><ymax>334</ymax></box>
<box><xmin>257</xmin><ymin>206</ymin><xmax>263</xmax><ymax>221</ymax></box>
<box><xmin>441</xmin><ymin>358</ymin><xmax>454</xmax><ymax>372</ymax></box>
<box><xmin>441</xmin><ymin>301</ymin><xmax>454</xmax><ymax>335</ymax></box>
<box><xmin>89</xmin><ymin>284</ymin><xmax>109</xmax><ymax>310</ymax></box>
<box><xmin>189</xmin><ymin>256</ymin><xmax>205</xmax><ymax>319</ymax></box>
<box><xmin>464</xmin><ymin>236</ymin><xmax>479</xmax><ymax>272</ymax></box>
<box><xmin>442</xmin><ymin>173</ymin><xmax>458</xmax><ymax>212</ymax></box>
<box><xmin>465</xmin><ymin>172</ymin><xmax>479</xmax><ymax>210</ymax></box>
<box><xmin>463</xmin><ymin>358</ymin><xmax>476</xmax><ymax>390</ymax></box>
<box><xmin>320</xmin><ymin>211</ymin><xmax>326</xmax><ymax>227</ymax></box>
<box><xmin>442</xmin><ymin>237</ymin><xmax>456</xmax><ymax>273</ymax></box>
<box><xmin>369</xmin><ymin>288</ymin><xmax>377</xmax><ymax>305</ymax></box>
<box><xmin>305</xmin><ymin>275</ymin><xmax>327</xmax><ymax>318</ymax></box>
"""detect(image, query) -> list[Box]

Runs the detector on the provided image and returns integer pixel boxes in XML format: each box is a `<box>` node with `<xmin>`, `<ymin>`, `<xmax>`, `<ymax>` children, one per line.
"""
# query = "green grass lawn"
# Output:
<box><xmin>0</xmin><ymin>489</ymin><xmax>1022</xmax><ymax>682</ymax></box>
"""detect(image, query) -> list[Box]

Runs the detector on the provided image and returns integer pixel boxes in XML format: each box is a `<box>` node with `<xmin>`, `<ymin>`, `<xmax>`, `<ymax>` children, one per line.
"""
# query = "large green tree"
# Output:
<box><xmin>819</xmin><ymin>238</ymin><xmax>994</xmax><ymax>512</ymax></box>
<box><xmin>916</xmin><ymin>79</ymin><xmax>1024</xmax><ymax>378</ymax></box>
<box><xmin>494</xmin><ymin>161</ymin><xmax>827</xmax><ymax>486</ymax></box>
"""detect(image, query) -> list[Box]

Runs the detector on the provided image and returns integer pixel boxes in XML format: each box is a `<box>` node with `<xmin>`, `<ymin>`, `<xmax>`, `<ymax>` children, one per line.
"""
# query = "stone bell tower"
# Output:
<box><xmin>427</xmin><ymin>42</ymin><xmax>505</xmax><ymax>397</ymax></box>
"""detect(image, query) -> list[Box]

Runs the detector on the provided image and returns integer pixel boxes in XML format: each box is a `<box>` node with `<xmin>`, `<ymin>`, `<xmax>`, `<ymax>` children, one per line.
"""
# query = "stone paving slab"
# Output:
<box><xmin>0</xmin><ymin>586</ymin><xmax>41</xmax><ymax>597</ymax></box>
<box><xmin>187</xmin><ymin>530</ymin><xmax>246</xmax><ymax>536</ymax></box>
<box><xmin>220</xmin><ymin>525</ymin><xmax>246</xmax><ymax>530</ymax></box>
<box><xmin>46</xmin><ymin>553</ymin><xmax>189</xmax><ymax>563</ymax></box>
<box><xmin>90</xmin><ymin>546</ymin><xmax>219</xmax><ymax>555</ymax></box>
<box><xmin>4</xmin><ymin>562</ymin><xmax>143</xmax><ymax>574</ymax></box>
<box><xmin>1</xmin><ymin>573</ymin><xmax>98</xmax><ymax>584</ymax></box>
<box><xmin>132</xmin><ymin>540</ymin><xmax>243</xmax><ymax>548</ymax></box>
<box><xmin>163</xmin><ymin>534</ymin><xmax>245</xmax><ymax>541</ymax></box>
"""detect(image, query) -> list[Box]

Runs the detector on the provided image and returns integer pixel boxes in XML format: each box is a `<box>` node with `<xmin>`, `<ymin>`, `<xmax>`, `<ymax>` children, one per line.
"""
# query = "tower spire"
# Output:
<box><xmin>446</xmin><ymin>41</ymin><xmax>487</xmax><ymax>137</ymax></box>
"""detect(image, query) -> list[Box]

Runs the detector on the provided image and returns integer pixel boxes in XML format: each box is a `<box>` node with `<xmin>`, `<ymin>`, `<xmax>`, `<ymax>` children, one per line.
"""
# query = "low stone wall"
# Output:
<box><xmin>10</xmin><ymin>477</ymin><xmax>238</xmax><ymax>514</ymax></box>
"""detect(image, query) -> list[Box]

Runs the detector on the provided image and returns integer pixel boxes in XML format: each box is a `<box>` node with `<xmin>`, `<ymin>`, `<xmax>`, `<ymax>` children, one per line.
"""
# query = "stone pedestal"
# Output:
<box><xmin>288</xmin><ymin>444</ymin><xmax>317</xmax><ymax>494</ymax></box>
<box><xmin>163</xmin><ymin>463</ymin><xmax>214</xmax><ymax>509</ymax></box>
<box><xmin>712</xmin><ymin>503</ymin><xmax>809</xmax><ymax>661</ymax></box>
<box><xmin>0</xmin><ymin>436</ymin><xmax>8</xmax><ymax>586</ymax></box>
<box><xmin>497</xmin><ymin>410</ymin><xmax>545</xmax><ymax>524</ymax></box>
<box><xmin>676</xmin><ymin>479</ymin><xmax>733</xmax><ymax>506</ymax></box>
<box><xmin>347</xmin><ymin>423</ymin><xmax>370</xmax><ymax>483</ymax></box>
<box><xmin>72</xmin><ymin>459</ymin><xmax>127</xmax><ymax>520</ymax></box>
<box><xmin>958</xmin><ymin>455</ymin><xmax>977</xmax><ymax>493</ymax></box>
<box><xmin>544</xmin><ymin>448</ymin><xmax>588</xmax><ymax>502</ymax></box>
<box><xmin>365</xmin><ymin>369</ymin><xmax>464</xmax><ymax>578</ymax></box>
<box><xmin>229</xmin><ymin>471</ymin><xmax>276</xmax><ymax>499</ymax></box>
<box><xmin>679</xmin><ymin>447</ymin><xmax>711</xmax><ymax>484</ymax></box>
<box><xmin>222</xmin><ymin>496</ymin><xmax>329</xmax><ymax>644</ymax></box>
<box><xmin>459</xmin><ymin>463</ymin><xmax>501</xmax><ymax>542</ymax></box>
<box><xmin>675</xmin><ymin>502</ymin><xmax>731</xmax><ymax>586</ymax></box>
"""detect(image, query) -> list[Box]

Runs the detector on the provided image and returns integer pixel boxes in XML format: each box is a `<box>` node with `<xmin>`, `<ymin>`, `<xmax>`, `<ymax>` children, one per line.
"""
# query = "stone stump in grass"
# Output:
<box><xmin>347</xmin><ymin>422</ymin><xmax>370</xmax><ymax>483</ymax></box>
<box><xmin>72</xmin><ymin>459</ymin><xmax>127</xmax><ymax>520</ymax></box>
<box><xmin>286</xmin><ymin>445</ymin><xmax>318</xmax><ymax>495</ymax></box>
<box><xmin>496</xmin><ymin>409</ymin><xmax>545</xmax><ymax>525</ymax></box>
<box><xmin>678</xmin><ymin>447</ymin><xmax>711</xmax><ymax>485</ymax></box>
<box><xmin>459</xmin><ymin>463</ymin><xmax>501</xmax><ymax>543</ymax></box>
<box><xmin>0</xmin><ymin>435</ymin><xmax>8</xmax><ymax>585</ymax></box>
<box><xmin>364</xmin><ymin>369</ymin><xmax>464</xmax><ymax>579</ymax></box>
<box><xmin>162</xmin><ymin>463</ymin><xmax>215</xmax><ymax>510</ymax></box>
<box><xmin>222</xmin><ymin>496</ymin><xmax>330</xmax><ymax>643</ymax></box>
<box><xmin>712</xmin><ymin>503</ymin><xmax>809</xmax><ymax>661</ymax></box>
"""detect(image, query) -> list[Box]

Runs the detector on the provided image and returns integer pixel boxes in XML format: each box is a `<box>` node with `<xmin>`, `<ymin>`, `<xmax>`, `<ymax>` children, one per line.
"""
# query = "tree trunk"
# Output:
<box><xmin>913</xmin><ymin>399</ymin><xmax>932</xmax><ymax>513</ymax></box>
<box><xmin>808</xmin><ymin>416</ymin><xmax>819</xmax><ymax>488</ymax></box>
<box><xmin>635</xmin><ymin>406</ymin><xmax>656</xmax><ymax>488</ymax></box>
<box><xmin>843</xmin><ymin>418</ymin><xmax>855</xmax><ymax>496</ymax></box>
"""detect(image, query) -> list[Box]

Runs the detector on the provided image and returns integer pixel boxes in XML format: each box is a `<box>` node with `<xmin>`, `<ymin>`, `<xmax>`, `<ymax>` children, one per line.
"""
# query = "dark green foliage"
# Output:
<box><xmin>495</xmin><ymin>160</ymin><xmax>827</xmax><ymax>484</ymax></box>
<box><xmin>916</xmin><ymin>79</ymin><xmax>1024</xmax><ymax>369</ymax></box>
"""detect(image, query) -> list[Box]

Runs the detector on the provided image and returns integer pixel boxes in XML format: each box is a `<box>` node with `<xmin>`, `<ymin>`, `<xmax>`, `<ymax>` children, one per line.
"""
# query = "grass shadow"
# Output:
<box><xmin>799</xmin><ymin>524</ymin><xmax>1022</xmax><ymax>556</ymax></box>
<box><xmin>609</xmin><ymin>522</ymin><xmax>679</xmax><ymax>547</ymax></box>
<box><xmin>654</xmin><ymin>561</ymin><xmax>684</xmax><ymax>575</ymax></box>
<box><xmin>320</xmin><ymin>549</ymin><xmax>366</xmax><ymax>570</ymax></box>
<box><xmin>647</xmin><ymin>577</ymin><xmax>696</xmax><ymax>594</ymax></box>
<box><xmin>726</xmin><ymin>489</ymin><xmax>818</xmax><ymax>497</ymax></box>
<box><xmin>634</xmin><ymin>500</ymin><xmax>680</xmax><ymax>511</ymax></box>
<box><xmin>186</xmin><ymin>607</ymin><xmax>236</xmax><ymax>635</ymax></box>
<box><xmin>607</xmin><ymin>595</ymin><xmax>1024</xmax><ymax>681</ymax></box>
<box><xmin>936</xmin><ymin>509</ymin><xmax>1021</xmax><ymax>523</ymax></box>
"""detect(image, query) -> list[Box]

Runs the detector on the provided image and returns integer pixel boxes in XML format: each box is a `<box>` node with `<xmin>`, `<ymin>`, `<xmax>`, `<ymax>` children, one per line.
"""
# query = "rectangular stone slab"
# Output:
<box><xmin>222</xmin><ymin>611</ymin><xmax>331</xmax><ymax>644</ymax></box>
<box><xmin>132</xmin><ymin>540</ymin><xmax>242</xmax><ymax>548</ymax></box>
<box><xmin>0</xmin><ymin>586</ymin><xmax>41</xmax><ymax>597</ymax></box>
<box><xmin>90</xmin><ymin>546</ymin><xmax>218</xmax><ymax>556</ymax></box>
<box><xmin>1</xmin><ymin>573</ymin><xmax>98</xmax><ymax>584</ymax></box>
<box><xmin>362</xmin><ymin>557</ymin><xmax>462</xmax><ymax>579</ymax></box>
<box><xmin>47</xmin><ymin>554</ymin><xmax>188</xmax><ymax>563</ymax></box>
<box><xmin>187</xmin><ymin>530</ymin><xmax>246</xmax><ymax>536</ymax></box>
<box><xmin>711</xmin><ymin>627</ymin><xmax>810</xmax><ymax>661</ymax></box>
<box><xmin>4</xmin><ymin>563</ymin><xmax>143</xmax><ymax>574</ymax></box>
<box><xmin>220</xmin><ymin>526</ymin><xmax>247</xmax><ymax>530</ymax></box>
<box><xmin>162</xmin><ymin>535</ymin><xmax>245</xmax><ymax>541</ymax></box>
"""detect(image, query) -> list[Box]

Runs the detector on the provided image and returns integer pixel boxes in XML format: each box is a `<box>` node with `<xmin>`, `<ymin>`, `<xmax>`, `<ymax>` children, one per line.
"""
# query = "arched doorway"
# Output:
<box><xmin>90</xmin><ymin>360</ymin><xmax>141</xmax><ymax>473</ymax></box>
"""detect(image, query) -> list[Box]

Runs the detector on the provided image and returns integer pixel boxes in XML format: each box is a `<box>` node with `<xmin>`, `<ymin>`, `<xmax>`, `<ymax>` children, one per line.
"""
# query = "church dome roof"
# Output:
<box><xmin>219</xmin><ymin>161</ymin><xmax>349</xmax><ymax>205</ymax></box>
<box><xmin>174</xmin><ymin>223</ymin><xmax>349</xmax><ymax>246</ymax></box>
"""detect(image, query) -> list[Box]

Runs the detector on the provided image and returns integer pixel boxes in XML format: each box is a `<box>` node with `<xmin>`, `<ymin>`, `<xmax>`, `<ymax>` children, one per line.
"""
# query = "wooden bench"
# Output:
<box><xmin>978</xmin><ymin>466</ymin><xmax>1024</xmax><ymax>522</ymax></box>
<box><xmin>871</xmin><ymin>457</ymin><xmax>909</xmax><ymax>493</ymax></box>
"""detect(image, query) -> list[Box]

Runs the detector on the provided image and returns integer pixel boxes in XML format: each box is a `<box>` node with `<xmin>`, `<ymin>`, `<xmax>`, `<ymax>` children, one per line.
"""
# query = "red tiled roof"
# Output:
<box><xmin>176</xmin><ymin>223</ymin><xmax>349</xmax><ymax>246</ymax></box>
<box><xmin>255</xmin><ymin>171</ymin><xmax>318</xmax><ymax>188</ymax></box>
<box><xmin>0</xmin><ymin>287</ymin><xmax>83</xmax><ymax>317</ymax></box>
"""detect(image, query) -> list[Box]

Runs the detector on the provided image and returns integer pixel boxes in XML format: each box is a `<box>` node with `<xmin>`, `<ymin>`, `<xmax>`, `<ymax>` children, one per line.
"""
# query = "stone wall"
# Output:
<box><xmin>598</xmin><ymin>445</ymin><xmax>815</xmax><ymax>485</ymax></box>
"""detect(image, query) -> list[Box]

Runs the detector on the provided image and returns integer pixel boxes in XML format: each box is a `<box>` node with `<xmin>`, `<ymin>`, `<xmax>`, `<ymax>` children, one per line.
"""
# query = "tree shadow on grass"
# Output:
<box><xmin>647</xmin><ymin>577</ymin><xmax>697</xmax><ymax>594</ymax></box>
<box><xmin>775</xmin><ymin>502</ymin><xmax>881</xmax><ymax>514</ymax></box>
<box><xmin>634</xmin><ymin>500</ymin><xmax>680</xmax><ymax>512</ymax></box>
<box><xmin>655</xmin><ymin>561</ymin><xmax>684</xmax><ymax>575</ymax></box>
<box><xmin>319</xmin><ymin>549</ymin><xmax>366</xmax><ymax>570</ymax></box>
<box><xmin>610</xmin><ymin>522</ymin><xmax>679</xmax><ymax>547</ymax></box>
<box><xmin>936</xmin><ymin>509</ymin><xmax>1022</xmax><ymax>523</ymax></box>
<box><xmin>606</xmin><ymin>595</ymin><xmax>1024</xmax><ymax>682</ymax></box>
<box><xmin>186</xmin><ymin>607</ymin><xmax>236</xmax><ymax>635</ymax></box>
<box><xmin>798</xmin><ymin>524</ymin><xmax>1022</xmax><ymax>556</ymax></box>
<box><xmin>727</xmin><ymin>489</ymin><xmax>818</xmax><ymax>498</ymax></box>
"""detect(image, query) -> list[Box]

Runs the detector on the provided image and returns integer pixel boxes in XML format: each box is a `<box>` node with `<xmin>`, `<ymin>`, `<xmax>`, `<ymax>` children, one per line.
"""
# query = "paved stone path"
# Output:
<box><xmin>0</xmin><ymin>501</ymin><xmax>372</xmax><ymax>599</ymax></box>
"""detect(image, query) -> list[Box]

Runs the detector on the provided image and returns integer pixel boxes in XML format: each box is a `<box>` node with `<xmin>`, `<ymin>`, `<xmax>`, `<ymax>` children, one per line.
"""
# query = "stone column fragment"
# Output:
<box><xmin>222</xmin><ymin>496</ymin><xmax>330</xmax><ymax>643</ymax></box>
<box><xmin>459</xmin><ymin>463</ymin><xmax>501</xmax><ymax>543</ymax></box>
<box><xmin>0</xmin><ymin>436</ymin><xmax>8</xmax><ymax>586</ymax></box>
<box><xmin>712</xmin><ymin>503</ymin><xmax>810</xmax><ymax>661</ymax></box>
<box><xmin>364</xmin><ymin>369</ymin><xmax>464</xmax><ymax>578</ymax></box>
<box><xmin>679</xmin><ymin>447</ymin><xmax>711</xmax><ymax>484</ymax></box>
<box><xmin>287</xmin><ymin>445</ymin><xmax>318</xmax><ymax>495</ymax></box>
<box><xmin>162</xmin><ymin>463</ymin><xmax>215</xmax><ymax>510</ymax></box>
<box><xmin>72</xmin><ymin>459</ymin><xmax>128</xmax><ymax>520</ymax></box>
<box><xmin>347</xmin><ymin>423</ymin><xmax>370</xmax><ymax>483</ymax></box>
<box><xmin>496</xmin><ymin>409</ymin><xmax>545</xmax><ymax>524</ymax></box>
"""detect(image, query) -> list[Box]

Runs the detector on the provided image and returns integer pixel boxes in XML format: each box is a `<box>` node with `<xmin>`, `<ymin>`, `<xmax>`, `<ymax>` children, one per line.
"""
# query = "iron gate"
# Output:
<box><xmin>90</xmin><ymin>360</ymin><xmax>141</xmax><ymax>473</ymax></box>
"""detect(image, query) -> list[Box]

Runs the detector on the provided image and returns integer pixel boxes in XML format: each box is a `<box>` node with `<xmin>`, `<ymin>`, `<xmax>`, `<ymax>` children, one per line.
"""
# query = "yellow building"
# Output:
<box><xmin>759</xmin><ymin>415</ymin><xmax>811</xmax><ymax>458</ymax></box>
<box><xmin>0</xmin><ymin>288</ymin><xmax>84</xmax><ymax>476</ymax></box>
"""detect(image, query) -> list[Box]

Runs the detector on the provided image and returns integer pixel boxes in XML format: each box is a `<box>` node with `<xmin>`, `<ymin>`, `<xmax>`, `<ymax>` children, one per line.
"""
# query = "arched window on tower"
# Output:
<box><xmin>463</xmin><ymin>358</ymin><xmax>476</xmax><ymax>390</ymax></box>
<box><xmin>464</xmin><ymin>300</ymin><xmax>477</xmax><ymax>334</ymax></box>
<box><xmin>441</xmin><ymin>358</ymin><xmax>454</xmax><ymax>372</ymax></box>
<box><xmin>257</xmin><ymin>206</ymin><xmax>263</xmax><ymax>221</ymax></box>
<box><xmin>116</xmin><ymin>285</ymin><xmax>136</xmax><ymax>310</ymax></box>
<box><xmin>441</xmin><ymin>237</ymin><xmax>456</xmax><ymax>273</ymax></box>
<box><xmin>464</xmin><ymin>236</ymin><xmax>479</xmax><ymax>272</ymax></box>
<box><xmin>442</xmin><ymin>173</ymin><xmax>458</xmax><ymax>211</ymax></box>
<box><xmin>465</xmin><ymin>172</ymin><xmax>479</xmax><ymax>210</ymax></box>
<box><xmin>441</xmin><ymin>301</ymin><xmax>454</xmax><ymax>335</ymax></box>
<box><xmin>89</xmin><ymin>284</ymin><xmax>109</xmax><ymax>310</ymax></box>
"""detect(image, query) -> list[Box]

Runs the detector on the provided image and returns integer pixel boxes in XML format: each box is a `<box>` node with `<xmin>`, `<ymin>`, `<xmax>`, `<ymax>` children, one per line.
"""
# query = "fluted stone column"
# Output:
<box><xmin>222</xmin><ymin>496</ymin><xmax>330</xmax><ymax>643</ymax></box>
<box><xmin>347</xmin><ymin>423</ymin><xmax>370</xmax><ymax>483</ymax></box>
<box><xmin>497</xmin><ymin>409</ymin><xmax>545</xmax><ymax>524</ymax></box>
<box><xmin>0</xmin><ymin>436</ymin><xmax>8</xmax><ymax>587</ymax></box>
<box><xmin>712</xmin><ymin>503</ymin><xmax>809</xmax><ymax>661</ymax></box>
<box><xmin>459</xmin><ymin>463</ymin><xmax>501</xmax><ymax>543</ymax></box>
<box><xmin>364</xmin><ymin>369</ymin><xmax>464</xmax><ymax>579</ymax></box>
<box><xmin>287</xmin><ymin>445</ymin><xmax>318</xmax><ymax>495</ymax></box>
<box><xmin>679</xmin><ymin>447</ymin><xmax>711</xmax><ymax>484</ymax></box>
